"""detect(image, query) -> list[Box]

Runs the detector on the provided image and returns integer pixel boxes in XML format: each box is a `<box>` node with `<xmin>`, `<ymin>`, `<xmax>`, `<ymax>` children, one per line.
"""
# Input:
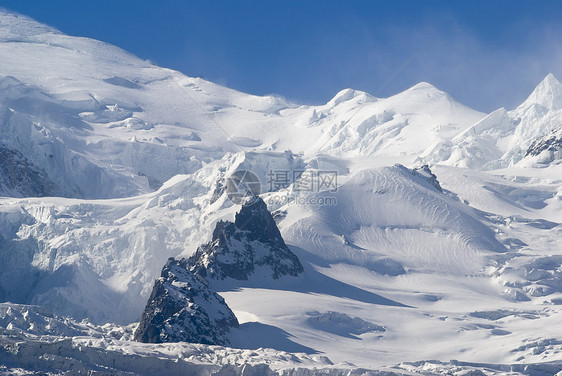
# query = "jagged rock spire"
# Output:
<box><xmin>188</xmin><ymin>197</ymin><xmax>303</xmax><ymax>281</ymax></box>
<box><xmin>135</xmin><ymin>197</ymin><xmax>303</xmax><ymax>345</ymax></box>
<box><xmin>134</xmin><ymin>257</ymin><xmax>239</xmax><ymax>345</ymax></box>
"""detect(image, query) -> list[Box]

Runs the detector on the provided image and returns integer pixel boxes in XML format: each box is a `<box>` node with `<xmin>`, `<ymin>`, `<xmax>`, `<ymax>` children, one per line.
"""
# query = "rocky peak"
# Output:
<box><xmin>189</xmin><ymin>197</ymin><xmax>304</xmax><ymax>281</ymax></box>
<box><xmin>135</xmin><ymin>197</ymin><xmax>303</xmax><ymax>345</ymax></box>
<box><xmin>234</xmin><ymin>197</ymin><xmax>286</xmax><ymax>245</ymax></box>
<box><xmin>134</xmin><ymin>257</ymin><xmax>239</xmax><ymax>345</ymax></box>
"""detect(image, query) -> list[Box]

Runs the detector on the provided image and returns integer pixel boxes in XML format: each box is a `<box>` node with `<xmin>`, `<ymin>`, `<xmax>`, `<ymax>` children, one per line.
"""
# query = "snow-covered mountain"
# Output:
<box><xmin>427</xmin><ymin>73</ymin><xmax>562</xmax><ymax>169</ymax></box>
<box><xmin>0</xmin><ymin>8</ymin><xmax>561</xmax><ymax>376</ymax></box>
<box><xmin>0</xmin><ymin>10</ymin><xmax>488</xmax><ymax>200</ymax></box>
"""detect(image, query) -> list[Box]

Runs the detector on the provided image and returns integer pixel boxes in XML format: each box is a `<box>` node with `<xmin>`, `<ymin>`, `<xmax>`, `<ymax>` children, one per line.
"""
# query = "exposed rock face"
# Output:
<box><xmin>412</xmin><ymin>164</ymin><xmax>442</xmax><ymax>192</ymax></box>
<box><xmin>525</xmin><ymin>125</ymin><xmax>562</xmax><ymax>163</ymax></box>
<box><xmin>188</xmin><ymin>197</ymin><xmax>304</xmax><ymax>281</ymax></box>
<box><xmin>134</xmin><ymin>257</ymin><xmax>238</xmax><ymax>345</ymax></box>
<box><xmin>135</xmin><ymin>197</ymin><xmax>303</xmax><ymax>345</ymax></box>
<box><xmin>0</xmin><ymin>146</ymin><xmax>58</xmax><ymax>197</ymax></box>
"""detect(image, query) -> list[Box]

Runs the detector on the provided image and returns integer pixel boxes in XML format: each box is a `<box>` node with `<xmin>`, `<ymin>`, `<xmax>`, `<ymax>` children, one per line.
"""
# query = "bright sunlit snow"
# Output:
<box><xmin>0</xmin><ymin>9</ymin><xmax>561</xmax><ymax>376</ymax></box>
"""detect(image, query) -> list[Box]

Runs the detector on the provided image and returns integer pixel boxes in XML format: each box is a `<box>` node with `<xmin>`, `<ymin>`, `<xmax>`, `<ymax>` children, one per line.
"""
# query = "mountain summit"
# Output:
<box><xmin>188</xmin><ymin>197</ymin><xmax>304</xmax><ymax>281</ymax></box>
<box><xmin>521</xmin><ymin>73</ymin><xmax>562</xmax><ymax>111</ymax></box>
<box><xmin>134</xmin><ymin>197</ymin><xmax>303</xmax><ymax>345</ymax></box>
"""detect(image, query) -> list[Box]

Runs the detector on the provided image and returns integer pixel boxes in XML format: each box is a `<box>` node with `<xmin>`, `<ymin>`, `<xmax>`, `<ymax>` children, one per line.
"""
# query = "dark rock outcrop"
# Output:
<box><xmin>135</xmin><ymin>197</ymin><xmax>303</xmax><ymax>345</ymax></box>
<box><xmin>0</xmin><ymin>146</ymin><xmax>58</xmax><ymax>197</ymax></box>
<box><xmin>188</xmin><ymin>197</ymin><xmax>304</xmax><ymax>281</ymax></box>
<box><xmin>525</xmin><ymin>126</ymin><xmax>562</xmax><ymax>162</ymax></box>
<box><xmin>134</xmin><ymin>257</ymin><xmax>238</xmax><ymax>345</ymax></box>
<box><xmin>412</xmin><ymin>164</ymin><xmax>442</xmax><ymax>192</ymax></box>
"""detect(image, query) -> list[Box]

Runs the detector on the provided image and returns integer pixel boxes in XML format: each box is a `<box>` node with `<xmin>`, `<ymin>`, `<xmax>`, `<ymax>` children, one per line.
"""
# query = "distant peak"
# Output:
<box><xmin>0</xmin><ymin>9</ymin><xmax>60</xmax><ymax>38</ymax></box>
<box><xmin>521</xmin><ymin>73</ymin><xmax>562</xmax><ymax>110</ymax></box>
<box><xmin>543</xmin><ymin>72</ymin><xmax>560</xmax><ymax>85</ymax></box>
<box><xmin>410</xmin><ymin>82</ymin><xmax>438</xmax><ymax>91</ymax></box>
<box><xmin>534</xmin><ymin>73</ymin><xmax>561</xmax><ymax>93</ymax></box>
<box><xmin>390</xmin><ymin>81</ymin><xmax>452</xmax><ymax>103</ymax></box>
<box><xmin>331</xmin><ymin>88</ymin><xmax>359</xmax><ymax>103</ymax></box>
<box><xmin>328</xmin><ymin>88</ymin><xmax>373</xmax><ymax>106</ymax></box>
<box><xmin>406</xmin><ymin>82</ymin><xmax>444</xmax><ymax>95</ymax></box>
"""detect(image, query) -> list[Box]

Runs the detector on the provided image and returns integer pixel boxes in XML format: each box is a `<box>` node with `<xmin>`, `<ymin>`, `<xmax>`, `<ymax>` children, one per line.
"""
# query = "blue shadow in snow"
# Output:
<box><xmin>229</xmin><ymin>322</ymin><xmax>318</xmax><ymax>354</ymax></box>
<box><xmin>215</xmin><ymin>245</ymin><xmax>410</xmax><ymax>308</ymax></box>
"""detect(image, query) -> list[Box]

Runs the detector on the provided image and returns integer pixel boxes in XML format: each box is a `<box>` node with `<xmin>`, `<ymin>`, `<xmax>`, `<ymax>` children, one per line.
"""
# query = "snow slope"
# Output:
<box><xmin>311</xmin><ymin>83</ymin><xmax>484</xmax><ymax>162</ymax></box>
<box><xmin>0</xmin><ymin>8</ymin><xmax>561</xmax><ymax>376</ymax></box>
<box><xmin>0</xmin><ymin>150</ymin><xmax>308</xmax><ymax>324</ymax></box>
<box><xmin>428</xmin><ymin>74</ymin><xmax>562</xmax><ymax>169</ymax></box>
<box><xmin>0</xmin><ymin>10</ymin><xmax>488</xmax><ymax>199</ymax></box>
<box><xmin>221</xmin><ymin>164</ymin><xmax>562</xmax><ymax>367</ymax></box>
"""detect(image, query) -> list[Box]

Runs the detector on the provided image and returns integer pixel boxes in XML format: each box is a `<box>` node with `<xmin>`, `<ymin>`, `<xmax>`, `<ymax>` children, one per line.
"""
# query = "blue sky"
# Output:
<box><xmin>2</xmin><ymin>0</ymin><xmax>562</xmax><ymax>112</ymax></box>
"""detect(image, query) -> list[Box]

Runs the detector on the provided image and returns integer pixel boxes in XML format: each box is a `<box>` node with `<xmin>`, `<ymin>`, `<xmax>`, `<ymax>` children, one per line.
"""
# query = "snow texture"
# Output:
<box><xmin>0</xmin><ymin>8</ymin><xmax>562</xmax><ymax>376</ymax></box>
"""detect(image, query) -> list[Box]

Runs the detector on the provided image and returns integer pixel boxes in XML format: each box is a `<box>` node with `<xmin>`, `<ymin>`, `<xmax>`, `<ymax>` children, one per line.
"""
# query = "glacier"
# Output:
<box><xmin>0</xmin><ymin>8</ymin><xmax>561</xmax><ymax>376</ymax></box>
